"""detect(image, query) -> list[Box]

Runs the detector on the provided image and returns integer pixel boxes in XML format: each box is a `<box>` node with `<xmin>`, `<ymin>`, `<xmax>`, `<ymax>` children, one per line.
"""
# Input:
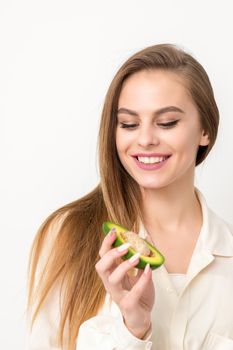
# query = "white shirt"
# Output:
<box><xmin>28</xmin><ymin>189</ymin><xmax>233</xmax><ymax>350</ymax></box>
<box><xmin>168</xmin><ymin>273</ymin><xmax>186</xmax><ymax>296</ymax></box>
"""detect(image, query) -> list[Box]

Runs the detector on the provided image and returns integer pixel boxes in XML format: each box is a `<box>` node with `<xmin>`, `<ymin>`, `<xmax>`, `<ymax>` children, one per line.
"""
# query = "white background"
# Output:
<box><xmin>1</xmin><ymin>0</ymin><xmax>233</xmax><ymax>348</ymax></box>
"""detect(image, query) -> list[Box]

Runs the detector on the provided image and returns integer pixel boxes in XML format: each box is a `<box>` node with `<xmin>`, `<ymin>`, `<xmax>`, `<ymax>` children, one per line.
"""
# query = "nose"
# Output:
<box><xmin>137</xmin><ymin>124</ymin><xmax>160</xmax><ymax>147</ymax></box>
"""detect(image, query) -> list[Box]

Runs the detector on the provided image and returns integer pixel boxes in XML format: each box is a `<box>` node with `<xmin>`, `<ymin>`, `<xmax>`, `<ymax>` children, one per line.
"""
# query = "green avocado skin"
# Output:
<box><xmin>102</xmin><ymin>221</ymin><xmax>165</xmax><ymax>270</ymax></box>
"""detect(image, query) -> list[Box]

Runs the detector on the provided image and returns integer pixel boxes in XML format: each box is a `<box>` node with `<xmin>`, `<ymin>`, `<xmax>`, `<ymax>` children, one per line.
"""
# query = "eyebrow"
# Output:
<box><xmin>117</xmin><ymin>106</ymin><xmax>185</xmax><ymax>117</ymax></box>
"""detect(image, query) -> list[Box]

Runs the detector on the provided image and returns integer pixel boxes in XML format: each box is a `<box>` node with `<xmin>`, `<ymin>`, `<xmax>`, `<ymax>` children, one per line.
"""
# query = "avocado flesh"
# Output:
<box><xmin>102</xmin><ymin>221</ymin><xmax>165</xmax><ymax>270</ymax></box>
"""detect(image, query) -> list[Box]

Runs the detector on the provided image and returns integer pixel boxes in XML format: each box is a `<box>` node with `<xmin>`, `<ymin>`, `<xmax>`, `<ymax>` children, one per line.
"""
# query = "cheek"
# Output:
<box><xmin>173</xmin><ymin>127</ymin><xmax>201</xmax><ymax>157</ymax></box>
<box><xmin>115</xmin><ymin>130</ymin><xmax>122</xmax><ymax>155</ymax></box>
<box><xmin>115</xmin><ymin>130</ymin><xmax>134</xmax><ymax>154</ymax></box>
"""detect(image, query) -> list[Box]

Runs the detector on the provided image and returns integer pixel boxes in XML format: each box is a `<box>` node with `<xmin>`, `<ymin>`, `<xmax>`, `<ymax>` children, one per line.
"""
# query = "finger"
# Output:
<box><xmin>95</xmin><ymin>244</ymin><xmax>132</xmax><ymax>298</ymax></box>
<box><xmin>123</xmin><ymin>268</ymin><xmax>145</xmax><ymax>290</ymax></box>
<box><xmin>103</xmin><ymin>252</ymin><xmax>141</xmax><ymax>301</ymax></box>
<box><xmin>107</xmin><ymin>253</ymin><xmax>141</xmax><ymax>288</ymax></box>
<box><xmin>95</xmin><ymin>243</ymin><xmax>131</xmax><ymax>280</ymax></box>
<box><xmin>99</xmin><ymin>228</ymin><xmax>117</xmax><ymax>258</ymax></box>
<box><xmin>127</xmin><ymin>264</ymin><xmax>153</xmax><ymax>304</ymax></box>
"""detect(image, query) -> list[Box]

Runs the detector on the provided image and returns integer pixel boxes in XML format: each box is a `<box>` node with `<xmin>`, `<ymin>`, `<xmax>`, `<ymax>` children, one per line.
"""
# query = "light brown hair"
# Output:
<box><xmin>27</xmin><ymin>44</ymin><xmax>219</xmax><ymax>349</ymax></box>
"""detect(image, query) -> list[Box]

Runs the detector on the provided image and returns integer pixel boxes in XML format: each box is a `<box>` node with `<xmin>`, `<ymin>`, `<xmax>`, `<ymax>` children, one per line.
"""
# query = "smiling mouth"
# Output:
<box><xmin>135</xmin><ymin>155</ymin><xmax>171</xmax><ymax>164</ymax></box>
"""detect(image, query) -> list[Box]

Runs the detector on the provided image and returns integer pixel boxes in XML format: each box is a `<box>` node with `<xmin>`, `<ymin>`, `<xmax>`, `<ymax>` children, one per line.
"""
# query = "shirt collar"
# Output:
<box><xmin>139</xmin><ymin>188</ymin><xmax>233</xmax><ymax>258</ymax></box>
<box><xmin>195</xmin><ymin>188</ymin><xmax>233</xmax><ymax>257</ymax></box>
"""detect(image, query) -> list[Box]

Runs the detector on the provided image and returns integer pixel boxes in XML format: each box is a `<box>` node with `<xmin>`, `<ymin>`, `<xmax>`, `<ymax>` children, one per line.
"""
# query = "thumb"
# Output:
<box><xmin>128</xmin><ymin>264</ymin><xmax>152</xmax><ymax>302</ymax></box>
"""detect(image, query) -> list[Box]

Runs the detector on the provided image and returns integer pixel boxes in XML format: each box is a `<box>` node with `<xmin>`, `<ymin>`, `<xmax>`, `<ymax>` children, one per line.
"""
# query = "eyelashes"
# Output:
<box><xmin>119</xmin><ymin>123</ymin><xmax>138</xmax><ymax>129</ymax></box>
<box><xmin>119</xmin><ymin>120</ymin><xmax>179</xmax><ymax>129</ymax></box>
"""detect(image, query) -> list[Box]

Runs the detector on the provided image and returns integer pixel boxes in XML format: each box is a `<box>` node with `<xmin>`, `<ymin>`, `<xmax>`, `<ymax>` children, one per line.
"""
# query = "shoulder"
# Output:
<box><xmin>196</xmin><ymin>188</ymin><xmax>233</xmax><ymax>255</ymax></box>
<box><xmin>207</xmin><ymin>206</ymin><xmax>233</xmax><ymax>256</ymax></box>
<box><xmin>196</xmin><ymin>188</ymin><xmax>233</xmax><ymax>236</ymax></box>
<box><xmin>209</xmin><ymin>207</ymin><xmax>233</xmax><ymax>236</ymax></box>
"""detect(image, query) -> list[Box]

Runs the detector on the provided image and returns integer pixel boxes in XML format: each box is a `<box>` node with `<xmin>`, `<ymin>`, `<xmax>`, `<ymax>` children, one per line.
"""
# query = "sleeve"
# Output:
<box><xmin>28</xmin><ymin>289</ymin><xmax>153</xmax><ymax>350</ymax></box>
<box><xmin>28</xmin><ymin>281</ymin><xmax>64</xmax><ymax>350</ymax></box>
<box><xmin>76</xmin><ymin>295</ymin><xmax>153</xmax><ymax>350</ymax></box>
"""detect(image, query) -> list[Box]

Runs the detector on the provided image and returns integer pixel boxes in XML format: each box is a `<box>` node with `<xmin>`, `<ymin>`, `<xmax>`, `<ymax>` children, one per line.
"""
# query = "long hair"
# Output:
<box><xmin>27</xmin><ymin>43</ymin><xmax>219</xmax><ymax>349</ymax></box>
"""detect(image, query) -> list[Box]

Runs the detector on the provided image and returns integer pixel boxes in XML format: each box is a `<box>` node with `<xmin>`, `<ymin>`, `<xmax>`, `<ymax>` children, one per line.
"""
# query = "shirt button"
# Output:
<box><xmin>166</xmin><ymin>287</ymin><xmax>174</xmax><ymax>293</ymax></box>
<box><xmin>145</xmin><ymin>342</ymin><xmax>152</xmax><ymax>350</ymax></box>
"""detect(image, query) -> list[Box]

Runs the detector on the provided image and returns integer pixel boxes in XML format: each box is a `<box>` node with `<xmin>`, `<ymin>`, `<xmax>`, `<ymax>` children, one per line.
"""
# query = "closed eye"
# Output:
<box><xmin>119</xmin><ymin>123</ymin><xmax>138</xmax><ymax>129</ymax></box>
<box><xmin>119</xmin><ymin>120</ymin><xmax>179</xmax><ymax>129</ymax></box>
<box><xmin>157</xmin><ymin>120</ymin><xmax>179</xmax><ymax>128</ymax></box>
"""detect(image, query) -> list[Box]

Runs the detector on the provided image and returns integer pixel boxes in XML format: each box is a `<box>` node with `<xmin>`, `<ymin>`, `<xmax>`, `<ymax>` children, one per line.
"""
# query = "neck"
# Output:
<box><xmin>141</xmin><ymin>176</ymin><xmax>202</xmax><ymax>237</ymax></box>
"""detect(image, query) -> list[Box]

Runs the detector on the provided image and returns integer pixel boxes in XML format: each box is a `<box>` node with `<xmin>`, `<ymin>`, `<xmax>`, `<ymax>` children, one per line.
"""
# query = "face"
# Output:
<box><xmin>115</xmin><ymin>69</ymin><xmax>209</xmax><ymax>190</ymax></box>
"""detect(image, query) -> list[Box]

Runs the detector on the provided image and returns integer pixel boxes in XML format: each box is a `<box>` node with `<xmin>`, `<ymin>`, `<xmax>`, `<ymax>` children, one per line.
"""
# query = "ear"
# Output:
<box><xmin>199</xmin><ymin>129</ymin><xmax>210</xmax><ymax>146</ymax></box>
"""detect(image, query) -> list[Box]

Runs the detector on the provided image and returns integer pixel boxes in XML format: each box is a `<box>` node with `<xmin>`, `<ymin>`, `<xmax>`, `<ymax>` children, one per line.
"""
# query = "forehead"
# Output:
<box><xmin>118</xmin><ymin>69</ymin><xmax>193</xmax><ymax>111</ymax></box>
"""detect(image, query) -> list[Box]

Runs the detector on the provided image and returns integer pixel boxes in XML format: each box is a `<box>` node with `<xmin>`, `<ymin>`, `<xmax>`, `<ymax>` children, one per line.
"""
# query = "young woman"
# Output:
<box><xmin>27</xmin><ymin>44</ymin><xmax>233</xmax><ymax>350</ymax></box>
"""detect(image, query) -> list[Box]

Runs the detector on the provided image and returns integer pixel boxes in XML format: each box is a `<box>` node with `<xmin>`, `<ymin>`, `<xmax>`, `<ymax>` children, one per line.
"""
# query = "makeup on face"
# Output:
<box><xmin>115</xmin><ymin>70</ymin><xmax>207</xmax><ymax>189</ymax></box>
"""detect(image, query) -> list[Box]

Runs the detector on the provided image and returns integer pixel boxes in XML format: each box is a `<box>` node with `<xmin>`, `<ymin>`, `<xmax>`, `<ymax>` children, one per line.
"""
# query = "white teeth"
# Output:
<box><xmin>138</xmin><ymin>156</ymin><xmax>167</xmax><ymax>164</ymax></box>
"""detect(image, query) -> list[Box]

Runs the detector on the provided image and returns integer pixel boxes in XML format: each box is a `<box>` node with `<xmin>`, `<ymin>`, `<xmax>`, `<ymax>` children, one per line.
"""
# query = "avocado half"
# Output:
<box><xmin>102</xmin><ymin>221</ymin><xmax>165</xmax><ymax>270</ymax></box>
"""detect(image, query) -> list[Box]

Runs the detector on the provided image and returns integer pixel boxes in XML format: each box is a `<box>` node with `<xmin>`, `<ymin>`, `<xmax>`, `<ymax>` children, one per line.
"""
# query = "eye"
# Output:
<box><xmin>118</xmin><ymin>120</ymin><xmax>179</xmax><ymax>129</ymax></box>
<box><xmin>157</xmin><ymin>120</ymin><xmax>179</xmax><ymax>129</ymax></box>
<box><xmin>119</xmin><ymin>123</ymin><xmax>138</xmax><ymax>129</ymax></box>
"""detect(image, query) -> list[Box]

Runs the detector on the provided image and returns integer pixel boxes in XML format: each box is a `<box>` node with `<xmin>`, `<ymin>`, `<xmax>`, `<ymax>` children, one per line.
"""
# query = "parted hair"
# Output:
<box><xmin>27</xmin><ymin>43</ymin><xmax>219</xmax><ymax>350</ymax></box>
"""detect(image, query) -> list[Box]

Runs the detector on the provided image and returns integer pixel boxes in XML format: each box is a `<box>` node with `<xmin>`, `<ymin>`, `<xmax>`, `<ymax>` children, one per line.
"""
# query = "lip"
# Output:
<box><xmin>131</xmin><ymin>153</ymin><xmax>171</xmax><ymax>157</ymax></box>
<box><xmin>132</xmin><ymin>155</ymin><xmax>171</xmax><ymax>171</ymax></box>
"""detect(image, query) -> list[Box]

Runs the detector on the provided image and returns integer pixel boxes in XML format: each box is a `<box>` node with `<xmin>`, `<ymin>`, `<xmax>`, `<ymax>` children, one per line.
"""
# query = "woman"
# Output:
<box><xmin>27</xmin><ymin>44</ymin><xmax>233</xmax><ymax>350</ymax></box>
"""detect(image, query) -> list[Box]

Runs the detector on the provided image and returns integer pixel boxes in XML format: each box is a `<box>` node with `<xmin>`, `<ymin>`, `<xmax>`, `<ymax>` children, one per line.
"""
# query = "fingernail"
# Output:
<box><xmin>127</xmin><ymin>268</ymin><xmax>138</xmax><ymax>277</ymax></box>
<box><xmin>144</xmin><ymin>263</ymin><xmax>150</xmax><ymax>274</ymax></box>
<box><xmin>117</xmin><ymin>242</ymin><xmax>131</xmax><ymax>252</ymax></box>
<box><xmin>108</xmin><ymin>228</ymin><xmax>116</xmax><ymax>236</ymax></box>
<box><xmin>129</xmin><ymin>252</ymin><xmax>141</xmax><ymax>264</ymax></box>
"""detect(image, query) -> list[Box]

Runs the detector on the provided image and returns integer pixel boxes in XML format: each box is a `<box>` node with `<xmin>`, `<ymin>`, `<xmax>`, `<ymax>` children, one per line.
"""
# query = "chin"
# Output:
<box><xmin>136</xmin><ymin>179</ymin><xmax>168</xmax><ymax>190</ymax></box>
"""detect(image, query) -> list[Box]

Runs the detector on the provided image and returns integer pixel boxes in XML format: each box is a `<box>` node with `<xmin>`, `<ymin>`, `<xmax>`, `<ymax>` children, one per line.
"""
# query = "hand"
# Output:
<box><xmin>95</xmin><ymin>229</ymin><xmax>155</xmax><ymax>339</ymax></box>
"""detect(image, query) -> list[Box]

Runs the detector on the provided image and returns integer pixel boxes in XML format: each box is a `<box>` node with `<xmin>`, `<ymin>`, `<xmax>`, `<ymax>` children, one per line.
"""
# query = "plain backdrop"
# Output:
<box><xmin>1</xmin><ymin>0</ymin><xmax>233</xmax><ymax>348</ymax></box>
